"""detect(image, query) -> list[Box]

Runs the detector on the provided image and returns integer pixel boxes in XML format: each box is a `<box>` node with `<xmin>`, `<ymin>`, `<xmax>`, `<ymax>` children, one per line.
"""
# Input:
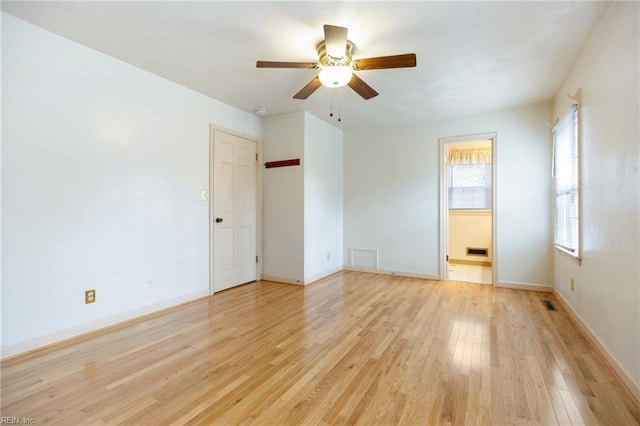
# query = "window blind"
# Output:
<box><xmin>552</xmin><ymin>104</ymin><xmax>579</xmax><ymax>254</ymax></box>
<box><xmin>449</xmin><ymin>164</ymin><xmax>491</xmax><ymax>210</ymax></box>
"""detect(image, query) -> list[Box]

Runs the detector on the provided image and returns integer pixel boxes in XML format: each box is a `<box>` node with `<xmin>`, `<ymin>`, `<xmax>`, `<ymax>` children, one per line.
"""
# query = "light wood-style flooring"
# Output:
<box><xmin>2</xmin><ymin>271</ymin><xmax>639</xmax><ymax>425</ymax></box>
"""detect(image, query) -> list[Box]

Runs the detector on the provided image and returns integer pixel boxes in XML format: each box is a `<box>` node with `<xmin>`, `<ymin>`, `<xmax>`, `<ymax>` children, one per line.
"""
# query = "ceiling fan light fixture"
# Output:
<box><xmin>257</xmin><ymin>25</ymin><xmax>414</xmax><ymax>100</ymax></box>
<box><xmin>318</xmin><ymin>64</ymin><xmax>353</xmax><ymax>88</ymax></box>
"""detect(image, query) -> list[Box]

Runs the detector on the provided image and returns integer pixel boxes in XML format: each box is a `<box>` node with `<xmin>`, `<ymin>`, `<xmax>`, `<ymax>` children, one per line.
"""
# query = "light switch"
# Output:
<box><xmin>201</xmin><ymin>190</ymin><xmax>208</xmax><ymax>200</ymax></box>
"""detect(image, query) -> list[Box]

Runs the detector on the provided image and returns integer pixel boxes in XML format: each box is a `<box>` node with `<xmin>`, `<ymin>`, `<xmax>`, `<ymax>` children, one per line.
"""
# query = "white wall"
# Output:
<box><xmin>303</xmin><ymin>112</ymin><xmax>343</xmax><ymax>282</ymax></box>
<box><xmin>262</xmin><ymin>111</ymin><xmax>343</xmax><ymax>285</ymax></box>
<box><xmin>261</xmin><ymin>112</ymin><xmax>305</xmax><ymax>283</ymax></box>
<box><xmin>0</xmin><ymin>12</ymin><xmax>3</xmax><ymax>352</ymax></box>
<box><xmin>1</xmin><ymin>13</ymin><xmax>261</xmax><ymax>356</ymax></box>
<box><xmin>552</xmin><ymin>2</ymin><xmax>639</xmax><ymax>395</ymax></box>
<box><xmin>344</xmin><ymin>103</ymin><xmax>552</xmax><ymax>287</ymax></box>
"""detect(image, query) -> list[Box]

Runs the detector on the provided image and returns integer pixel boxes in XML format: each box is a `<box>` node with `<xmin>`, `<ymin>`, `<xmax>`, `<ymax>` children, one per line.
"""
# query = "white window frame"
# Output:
<box><xmin>552</xmin><ymin>104</ymin><xmax>580</xmax><ymax>259</ymax></box>
<box><xmin>448</xmin><ymin>163</ymin><xmax>492</xmax><ymax>210</ymax></box>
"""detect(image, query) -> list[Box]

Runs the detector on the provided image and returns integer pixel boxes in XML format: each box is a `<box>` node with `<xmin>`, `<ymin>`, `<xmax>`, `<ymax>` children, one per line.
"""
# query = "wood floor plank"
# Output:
<box><xmin>2</xmin><ymin>271</ymin><xmax>639</xmax><ymax>425</ymax></box>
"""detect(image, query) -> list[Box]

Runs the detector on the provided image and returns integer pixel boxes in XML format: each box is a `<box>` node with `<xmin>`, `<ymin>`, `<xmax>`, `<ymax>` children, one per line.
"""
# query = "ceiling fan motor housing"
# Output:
<box><xmin>317</xmin><ymin>40</ymin><xmax>354</xmax><ymax>67</ymax></box>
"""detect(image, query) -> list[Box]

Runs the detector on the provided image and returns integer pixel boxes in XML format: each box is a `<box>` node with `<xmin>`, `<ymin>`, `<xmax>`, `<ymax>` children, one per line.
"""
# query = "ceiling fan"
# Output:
<box><xmin>256</xmin><ymin>24</ymin><xmax>416</xmax><ymax>100</ymax></box>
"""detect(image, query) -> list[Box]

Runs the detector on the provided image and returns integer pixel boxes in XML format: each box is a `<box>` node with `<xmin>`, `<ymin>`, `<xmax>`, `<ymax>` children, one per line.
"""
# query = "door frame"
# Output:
<box><xmin>209</xmin><ymin>124</ymin><xmax>262</xmax><ymax>294</ymax></box>
<box><xmin>438</xmin><ymin>132</ymin><xmax>497</xmax><ymax>286</ymax></box>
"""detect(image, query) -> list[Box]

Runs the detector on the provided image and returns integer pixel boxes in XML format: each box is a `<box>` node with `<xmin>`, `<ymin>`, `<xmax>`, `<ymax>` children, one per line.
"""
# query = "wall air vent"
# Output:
<box><xmin>350</xmin><ymin>248</ymin><xmax>379</xmax><ymax>269</ymax></box>
<box><xmin>466</xmin><ymin>247</ymin><xmax>489</xmax><ymax>257</ymax></box>
<box><xmin>542</xmin><ymin>300</ymin><xmax>557</xmax><ymax>311</ymax></box>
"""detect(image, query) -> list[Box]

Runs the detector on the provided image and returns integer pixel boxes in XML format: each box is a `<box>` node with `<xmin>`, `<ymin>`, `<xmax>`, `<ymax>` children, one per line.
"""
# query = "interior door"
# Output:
<box><xmin>213</xmin><ymin>130</ymin><xmax>257</xmax><ymax>292</ymax></box>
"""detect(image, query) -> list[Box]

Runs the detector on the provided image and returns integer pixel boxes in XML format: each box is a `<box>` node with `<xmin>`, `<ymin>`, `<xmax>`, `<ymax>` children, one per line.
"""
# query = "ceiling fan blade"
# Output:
<box><xmin>293</xmin><ymin>77</ymin><xmax>322</xmax><ymax>100</ymax></box>
<box><xmin>257</xmin><ymin>61</ymin><xmax>317</xmax><ymax>69</ymax></box>
<box><xmin>353</xmin><ymin>53</ymin><xmax>417</xmax><ymax>70</ymax></box>
<box><xmin>324</xmin><ymin>24</ymin><xmax>348</xmax><ymax>59</ymax></box>
<box><xmin>348</xmin><ymin>74</ymin><xmax>378</xmax><ymax>100</ymax></box>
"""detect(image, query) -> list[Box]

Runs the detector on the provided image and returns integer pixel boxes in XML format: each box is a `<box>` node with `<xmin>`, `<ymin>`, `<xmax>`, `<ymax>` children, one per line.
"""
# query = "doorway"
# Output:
<box><xmin>439</xmin><ymin>133</ymin><xmax>497</xmax><ymax>285</ymax></box>
<box><xmin>210</xmin><ymin>127</ymin><xmax>259</xmax><ymax>293</ymax></box>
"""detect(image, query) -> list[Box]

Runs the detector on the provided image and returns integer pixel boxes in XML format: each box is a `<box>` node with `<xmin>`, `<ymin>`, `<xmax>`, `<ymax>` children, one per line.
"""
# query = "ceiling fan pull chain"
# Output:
<box><xmin>338</xmin><ymin>88</ymin><xmax>342</xmax><ymax>122</ymax></box>
<box><xmin>330</xmin><ymin>93</ymin><xmax>334</xmax><ymax>117</ymax></box>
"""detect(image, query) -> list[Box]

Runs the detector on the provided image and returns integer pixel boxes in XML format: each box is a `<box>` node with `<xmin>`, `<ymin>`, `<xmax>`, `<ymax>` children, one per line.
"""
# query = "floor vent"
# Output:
<box><xmin>467</xmin><ymin>247</ymin><xmax>489</xmax><ymax>256</ymax></box>
<box><xmin>542</xmin><ymin>300</ymin><xmax>557</xmax><ymax>311</ymax></box>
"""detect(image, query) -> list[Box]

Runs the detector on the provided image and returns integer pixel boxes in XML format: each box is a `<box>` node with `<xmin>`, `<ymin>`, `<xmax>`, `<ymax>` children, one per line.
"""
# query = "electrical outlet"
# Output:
<box><xmin>201</xmin><ymin>190</ymin><xmax>208</xmax><ymax>201</ymax></box>
<box><xmin>85</xmin><ymin>289</ymin><xmax>96</xmax><ymax>304</ymax></box>
<box><xmin>570</xmin><ymin>279</ymin><xmax>575</xmax><ymax>291</ymax></box>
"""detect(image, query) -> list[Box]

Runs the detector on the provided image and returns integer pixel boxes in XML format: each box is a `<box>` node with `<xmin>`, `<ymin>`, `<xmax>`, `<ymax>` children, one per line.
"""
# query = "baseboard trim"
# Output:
<box><xmin>343</xmin><ymin>266</ymin><xmax>440</xmax><ymax>281</ymax></box>
<box><xmin>1</xmin><ymin>289</ymin><xmax>211</xmax><ymax>360</ymax></box>
<box><xmin>449</xmin><ymin>258</ymin><xmax>492</xmax><ymax>267</ymax></box>
<box><xmin>261</xmin><ymin>267</ymin><xmax>344</xmax><ymax>286</ymax></box>
<box><xmin>303</xmin><ymin>267</ymin><xmax>344</xmax><ymax>285</ymax></box>
<box><xmin>260</xmin><ymin>274</ymin><xmax>304</xmax><ymax>286</ymax></box>
<box><xmin>554</xmin><ymin>291</ymin><xmax>640</xmax><ymax>405</ymax></box>
<box><xmin>497</xmin><ymin>280</ymin><xmax>553</xmax><ymax>292</ymax></box>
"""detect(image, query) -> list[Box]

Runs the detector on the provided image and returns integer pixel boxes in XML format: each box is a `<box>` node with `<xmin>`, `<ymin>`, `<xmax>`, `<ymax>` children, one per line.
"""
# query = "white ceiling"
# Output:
<box><xmin>2</xmin><ymin>1</ymin><xmax>609</xmax><ymax>130</ymax></box>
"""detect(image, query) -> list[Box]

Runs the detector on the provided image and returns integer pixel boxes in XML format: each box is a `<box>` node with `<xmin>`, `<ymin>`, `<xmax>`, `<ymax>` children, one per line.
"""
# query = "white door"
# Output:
<box><xmin>213</xmin><ymin>130</ymin><xmax>257</xmax><ymax>292</ymax></box>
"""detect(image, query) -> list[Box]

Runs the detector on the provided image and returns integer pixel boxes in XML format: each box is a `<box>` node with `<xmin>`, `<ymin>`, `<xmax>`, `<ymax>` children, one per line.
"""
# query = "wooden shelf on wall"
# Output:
<box><xmin>264</xmin><ymin>159</ymin><xmax>300</xmax><ymax>169</ymax></box>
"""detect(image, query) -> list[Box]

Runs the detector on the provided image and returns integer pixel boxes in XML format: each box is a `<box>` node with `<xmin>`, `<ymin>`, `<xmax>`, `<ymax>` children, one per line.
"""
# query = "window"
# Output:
<box><xmin>552</xmin><ymin>104</ymin><xmax>579</xmax><ymax>256</ymax></box>
<box><xmin>448</xmin><ymin>164</ymin><xmax>491</xmax><ymax>209</ymax></box>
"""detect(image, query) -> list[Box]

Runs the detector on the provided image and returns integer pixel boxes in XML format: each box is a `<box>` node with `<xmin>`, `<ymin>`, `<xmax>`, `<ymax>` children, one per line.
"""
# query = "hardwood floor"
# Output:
<box><xmin>2</xmin><ymin>271</ymin><xmax>639</xmax><ymax>425</ymax></box>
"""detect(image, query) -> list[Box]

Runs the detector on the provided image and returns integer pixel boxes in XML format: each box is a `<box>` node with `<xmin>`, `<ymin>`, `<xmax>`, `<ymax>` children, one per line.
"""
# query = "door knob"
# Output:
<box><xmin>215</xmin><ymin>217</ymin><xmax>223</xmax><ymax>223</ymax></box>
